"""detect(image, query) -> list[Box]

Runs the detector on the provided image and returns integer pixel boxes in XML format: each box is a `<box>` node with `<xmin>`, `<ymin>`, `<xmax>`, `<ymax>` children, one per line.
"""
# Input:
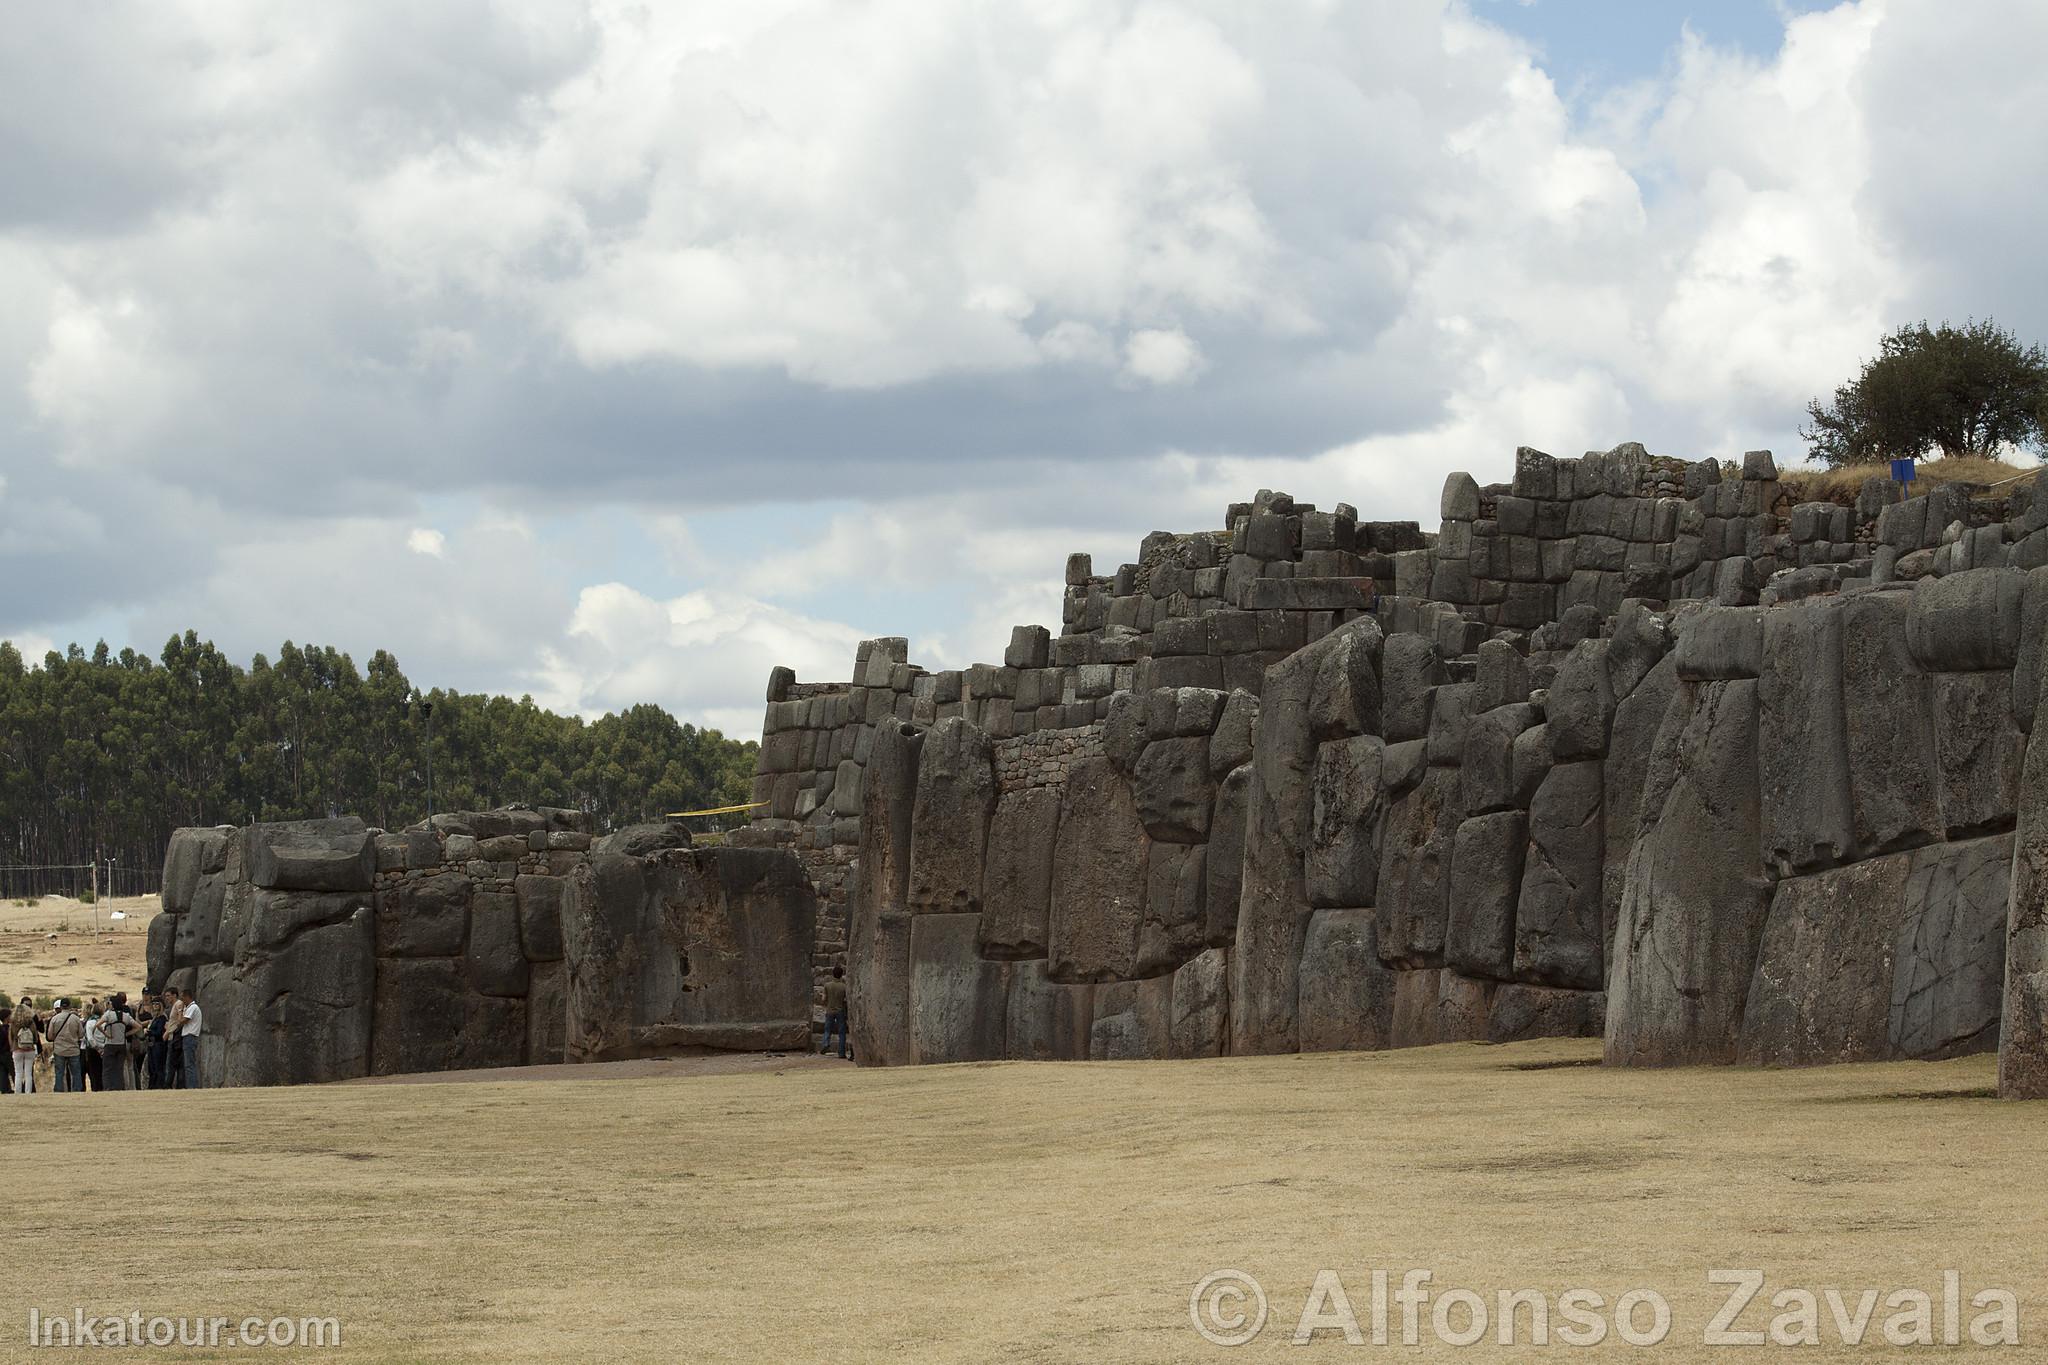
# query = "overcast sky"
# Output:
<box><xmin>3</xmin><ymin>0</ymin><xmax>2042</xmax><ymax>738</ymax></box>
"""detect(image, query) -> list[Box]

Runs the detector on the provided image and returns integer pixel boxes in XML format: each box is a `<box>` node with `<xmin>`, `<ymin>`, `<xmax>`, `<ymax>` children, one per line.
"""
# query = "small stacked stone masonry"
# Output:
<box><xmin>748</xmin><ymin>442</ymin><xmax>2048</xmax><ymax>1097</ymax></box>
<box><xmin>151</xmin><ymin>808</ymin><xmax>816</xmax><ymax>1086</ymax></box>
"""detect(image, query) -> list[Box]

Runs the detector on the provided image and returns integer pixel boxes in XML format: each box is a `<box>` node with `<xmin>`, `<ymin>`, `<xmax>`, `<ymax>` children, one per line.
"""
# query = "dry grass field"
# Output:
<box><xmin>0</xmin><ymin>893</ymin><xmax>156</xmax><ymax>1005</ymax></box>
<box><xmin>0</xmin><ymin>1040</ymin><xmax>2038</xmax><ymax>1362</ymax></box>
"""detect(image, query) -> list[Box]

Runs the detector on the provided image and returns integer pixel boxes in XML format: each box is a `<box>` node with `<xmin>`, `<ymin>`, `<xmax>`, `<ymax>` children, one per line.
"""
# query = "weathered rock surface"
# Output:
<box><xmin>1048</xmin><ymin>758</ymin><xmax>1148</xmax><ymax>982</ymax></box>
<box><xmin>1305</xmin><ymin>736</ymin><xmax>1385</xmax><ymax>908</ymax></box>
<box><xmin>978</xmin><ymin>787</ymin><xmax>1062</xmax><ymax>958</ymax></box>
<box><xmin>907</xmin><ymin>718</ymin><xmax>998</xmax><ymax>912</ymax></box>
<box><xmin>1513</xmin><ymin>761</ymin><xmax>1604</xmax><ymax>990</ymax></box>
<box><xmin>1297</xmin><ymin>908</ymin><xmax>1396</xmax><ymax>1052</ymax></box>
<box><xmin>1606</xmin><ymin>679</ymin><xmax>1771</xmax><ymax>1065</ymax></box>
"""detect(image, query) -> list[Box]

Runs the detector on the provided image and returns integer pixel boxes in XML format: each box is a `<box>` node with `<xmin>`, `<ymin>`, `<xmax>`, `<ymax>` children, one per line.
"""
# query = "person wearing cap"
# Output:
<box><xmin>45</xmin><ymin>999</ymin><xmax>83</xmax><ymax>1093</ymax></box>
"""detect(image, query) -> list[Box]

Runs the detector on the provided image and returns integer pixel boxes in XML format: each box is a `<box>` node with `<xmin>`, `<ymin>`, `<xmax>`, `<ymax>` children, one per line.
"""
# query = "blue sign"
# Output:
<box><xmin>1891</xmin><ymin>457</ymin><xmax>1917</xmax><ymax>483</ymax></box>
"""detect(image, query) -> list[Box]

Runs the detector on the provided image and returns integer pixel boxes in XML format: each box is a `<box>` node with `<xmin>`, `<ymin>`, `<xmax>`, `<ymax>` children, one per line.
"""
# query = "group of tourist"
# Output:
<box><xmin>4</xmin><ymin>987</ymin><xmax>203</xmax><ymax>1093</ymax></box>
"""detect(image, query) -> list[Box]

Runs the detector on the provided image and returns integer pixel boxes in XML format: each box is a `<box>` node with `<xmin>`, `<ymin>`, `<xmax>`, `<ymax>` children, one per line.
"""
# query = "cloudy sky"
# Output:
<box><xmin>3</xmin><ymin>0</ymin><xmax>2042</xmax><ymax>737</ymax></box>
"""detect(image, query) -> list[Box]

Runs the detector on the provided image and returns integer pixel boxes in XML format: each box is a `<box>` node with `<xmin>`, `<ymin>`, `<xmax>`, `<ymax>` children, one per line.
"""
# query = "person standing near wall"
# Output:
<box><xmin>178</xmin><ymin>987</ymin><xmax>203</xmax><ymax>1088</ymax></box>
<box><xmin>820</xmin><ymin>965</ymin><xmax>849</xmax><ymax>1060</ymax></box>
<box><xmin>96</xmin><ymin>998</ymin><xmax>129</xmax><ymax>1091</ymax></box>
<box><xmin>9</xmin><ymin>998</ymin><xmax>38</xmax><ymax>1093</ymax></box>
<box><xmin>82</xmin><ymin>1001</ymin><xmax>104</xmax><ymax>1092</ymax></box>
<box><xmin>46</xmin><ymin>999</ymin><xmax>82</xmax><ymax>1093</ymax></box>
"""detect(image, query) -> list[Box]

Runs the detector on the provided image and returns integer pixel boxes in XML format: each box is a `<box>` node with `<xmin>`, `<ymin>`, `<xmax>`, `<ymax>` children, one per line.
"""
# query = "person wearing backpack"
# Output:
<box><xmin>96</xmin><ymin>999</ymin><xmax>130</xmax><ymax>1091</ymax></box>
<box><xmin>45</xmin><ymin>999</ymin><xmax>83</xmax><ymax>1093</ymax></box>
<box><xmin>8</xmin><ymin>999</ymin><xmax>38</xmax><ymax>1094</ymax></box>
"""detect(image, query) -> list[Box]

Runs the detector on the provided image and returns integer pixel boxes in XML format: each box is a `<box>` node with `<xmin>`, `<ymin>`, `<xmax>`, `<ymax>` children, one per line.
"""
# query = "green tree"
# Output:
<box><xmin>0</xmin><ymin>634</ymin><xmax>759</xmax><ymax>890</ymax></box>
<box><xmin>1802</xmin><ymin>318</ymin><xmax>2048</xmax><ymax>467</ymax></box>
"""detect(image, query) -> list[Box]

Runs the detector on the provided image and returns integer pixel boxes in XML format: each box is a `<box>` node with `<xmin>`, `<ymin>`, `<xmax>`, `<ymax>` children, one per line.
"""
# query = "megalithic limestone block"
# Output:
<box><xmin>978</xmin><ymin>786</ymin><xmax>1062</xmax><ymax>959</ymax></box>
<box><xmin>1297</xmin><ymin>908</ymin><xmax>1396</xmax><ymax>1052</ymax></box>
<box><xmin>906</xmin><ymin>717</ymin><xmax>998</xmax><ymax>913</ymax></box>
<box><xmin>1605</xmin><ymin>678</ymin><xmax>1771</xmax><ymax>1066</ymax></box>
<box><xmin>1231</xmin><ymin>618</ymin><xmax>1382</xmax><ymax>1055</ymax></box>
<box><xmin>1758</xmin><ymin>595</ymin><xmax>1853</xmax><ymax>877</ymax></box>
<box><xmin>1513</xmin><ymin>760</ymin><xmax>1605</xmax><ymax>990</ymax></box>
<box><xmin>851</xmin><ymin>722</ymin><xmax>923</xmax><ymax>1066</ymax></box>
<box><xmin>1841</xmin><ymin>589</ymin><xmax>1942</xmax><ymax>856</ymax></box>
<box><xmin>1601</xmin><ymin>652</ymin><xmax>1677</xmax><ymax>981</ymax></box>
<box><xmin>1169</xmin><ymin>947</ymin><xmax>1230</xmax><ymax>1058</ymax></box>
<box><xmin>2001</xmin><ymin>619</ymin><xmax>2048</xmax><ymax>1096</ymax></box>
<box><xmin>1005</xmin><ymin>960</ymin><xmax>1095</xmax><ymax>1061</ymax></box>
<box><xmin>909</xmin><ymin>912</ymin><xmax>1008</xmax><ymax>1064</ymax></box>
<box><xmin>1047</xmin><ymin>757</ymin><xmax>1148</xmax><ymax>982</ymax></box>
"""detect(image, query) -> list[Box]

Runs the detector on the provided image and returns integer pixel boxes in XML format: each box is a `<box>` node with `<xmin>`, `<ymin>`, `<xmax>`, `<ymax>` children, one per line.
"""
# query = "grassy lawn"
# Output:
<box><xmin>0</xmin><ymin>1040</ymin><xmax>2037</xmax><ymax>1361</ymax></box>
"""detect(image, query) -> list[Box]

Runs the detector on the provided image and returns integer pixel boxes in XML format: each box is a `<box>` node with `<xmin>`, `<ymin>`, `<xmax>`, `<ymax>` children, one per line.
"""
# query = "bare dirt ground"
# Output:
<box><xmin>0</xmin><ymin>894</ymin><xmax>154</xmax><ymax>1004</ymax></box>
<box><xmin>0</xmin><ymin>1039</ymin><xmax>2037</xmax><ymax>1362</ymax></box>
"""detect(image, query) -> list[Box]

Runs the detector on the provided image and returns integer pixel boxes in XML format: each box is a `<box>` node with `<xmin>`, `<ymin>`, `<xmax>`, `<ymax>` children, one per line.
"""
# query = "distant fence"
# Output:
<box><xmin>0</xmin><ymin>864</ymin><xmax>162</xmax><ymax>903</ymax></box>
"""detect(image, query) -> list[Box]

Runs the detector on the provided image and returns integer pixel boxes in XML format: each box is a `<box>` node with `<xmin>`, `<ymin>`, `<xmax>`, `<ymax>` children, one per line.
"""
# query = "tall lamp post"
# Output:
<box><xmin>412</xmin><ymin>690</ymin><xmax>436</xmax><ymax>819</ymax></box>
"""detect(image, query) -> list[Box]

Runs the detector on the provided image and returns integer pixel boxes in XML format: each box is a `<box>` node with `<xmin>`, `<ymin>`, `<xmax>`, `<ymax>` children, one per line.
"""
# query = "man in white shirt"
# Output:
<box><xmin>178</xmin><ymin>988</ymin><xmax>203</xmax><ymax>1088</ymax></box>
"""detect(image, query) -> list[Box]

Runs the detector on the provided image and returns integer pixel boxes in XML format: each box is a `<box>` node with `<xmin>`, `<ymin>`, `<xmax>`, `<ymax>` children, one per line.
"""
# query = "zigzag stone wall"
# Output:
<box><xmin>748</xmin><ymin>442</ymin><xmax>2048</xmax><ymax>1096</ymax></box>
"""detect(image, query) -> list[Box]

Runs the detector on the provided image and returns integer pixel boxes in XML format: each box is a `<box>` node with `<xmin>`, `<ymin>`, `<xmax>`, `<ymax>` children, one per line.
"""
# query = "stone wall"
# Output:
<box><xmin>152</xmin><ymin>808</ymin><xmax>815</xmax><ymax>1086</ymax></box>
<box><xmin>748</xmin><ymin>442</ymin><xmax>2048</xmax><ymax>1096</ymax></box>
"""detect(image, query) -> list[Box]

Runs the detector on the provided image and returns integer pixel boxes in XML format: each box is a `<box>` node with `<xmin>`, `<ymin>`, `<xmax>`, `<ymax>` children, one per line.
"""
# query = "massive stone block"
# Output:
<box><xmin>1893</xmin><ymin>835</ymin><xmax>2010</xmax><ymax>1060</ymax></box>
<box><xmin>906</xmin><ymin>718</ymin><xmax>997</xmax><ymax>912</ymax></box>
<box><xmin>1437</xmin><ymin>972</ymin><xmax>1496</xmax><ymax>1042</ymax></box>
<box><xmin>1931</xmin><ymin>671</ymin><xmax>2023</xmax><ymax>837</ymax></box>
<box><xmin>851</xmin><ymin>722</ymin><xmax>922</xmax><ymax>1066</ymax></box>
<box><xmin>246</xmin><ymin>818</ymin><xmax>376</xmax><ymax>892</ymax></box>
<box><xmin>1905</xmin><ymin>568</ymin><xmax>2024</xmax><ymax>672</ymax></box>
<box><xmin>1606</xmin><ymin>679</ymin><xmax>1772</xmax><ymax>1066</ymax></box>
<box><xmin>1381</xmin><ymin>633</ymin><xmax>1445</xmax><ymax>742</ymax></box>
<box><xmin>1488</xmin><ymin>984</ymin><xmax>1604</xmax><ymax>1043</ymax></box>
<box><xmin>1305</xmin><ymin>736</ymin><xmax>1385</xmax><ymax>908</ymax></box>
<box><xmin>1601</xmin><ymin>653</ymin><xmax>1677</xmax><ymax>978</ymax></box>
<box><xmin>1758</xmin><ymin>596</ymin><xmax>1853</xmax><ymax>876</ymax></box>
<box><xmin>372</xmin><ymin>958</ymin><xmax>526</xmax><ymax>1076</ymax></box>
<box><xmin>1090</xmin><ymin>976</ymin><xmax>1173</xmax><ymax>1060</ymax></box>
<box><xmin>377</xmin><ymin>871</ymin><xmax>470</xmax><ymax>957</ymax></box>
<box><xmin>1459</xmin><ymin>703</ymin><xmax>1541</xmax><ymax>815</ymax></box>
<box><xmin>527</xmin><ymin>959</ymin><xmax>569</xmax><ymax>1065</ymax></box>
<box><xmin>1738</xmin><ymin>853</ymin><xmax>1914</xmax><ymax>1067</ymax></box>
<box><xmin>1445</xmin><ymin>811</ymin><xmax>1526</xmax><ymax>980</ymax></box>
<box><xmin>223</xmin><ymin>903</ymin><xmax>375</xmax><ymax>1086</ymax></box>
<box><xmin>564</xmin><ymin>847</ymin><xmax>815</xmax><ymax>1061</ymax></box>
<box><xmin>1004</xmin><ymin>960</ymin><xmax>1094</xmax><ymax>1061</ymax></box>
<box><xmin>1204</xmin><ymin>765</ymin><xmax>1252</xmax><ymax>948</ymax></box>
<box><xmin>1388</xmin><ymin>968</ymin><xmax>1441</xmax><ymax>1048</ymax></box>
<box><xmin>465</xmin><ymin>892</ymin><xmax>529</xmax><ymax>997</ymax></box>
<box><xmin>1546</xmin><ymin>640</ymin><xmax>1613</xmax><ymax>760</ymax></box>
<box><xmin>1170</xmin><ymin>947</ymin><xmax>1230</xmax><ymax>1058</ymax></box>
<box><xmin>1378</xmin><ymin>765</ymin><xmax>1462</xmax><ymax>968</ymax></box>
<box><xmin>1233</xmin><ymin>619</ymin><xmax>1381</xmax><ymax>1055</ymax></box>
<box><xmin>1132</xmin><ymin>736</ymin><xmax>1216</xmax><ymax>843</ymax></box>
<box><xmin>1841</xmin><ymin>590</ymin><xmax>1942</xmax><ymax>855</ymax></box>
<box><xmin>854</xmin><ymin>911</ymin><xmax>913</xmax><ymax>1068</ymax></box>
<box><xmin>1047</xmin><ymin>757</ymin><xmax>1148</xmax><ymax>982</ymax></box>
<box><xmin>1297</xmin><ymin>908</ymin><xmax>1396</xmax><ymax>1052</ymax></box>
<box><xmin>161</xmin><ymin>826</ymin><xmax>231</xmax><ymax>913</ymax></box>
<box><xmin>1137</xmin><ymin>842</ymin><xmax>1206</xmax><ymax>976</ymax></box>
<box><xmin>170</xmin><ymin>873</ymin><xmax>230</xmax><ymax>968</ymax></box>
<box><xmin>514</xmin><ymin>874</ymin><xmax>567</xmax><ymax>961</ymax></box>
<box><xmin>909</xmin><ymin>912</ymin><xmax>1009</xmax><ymax>1064</ymax></box>
<box><xmin>978</xmin><ymin>786</ymin><xmax>1062</xmax><ymax>959</ymax></box>
<box><xmin>1514</xmin><ymin>760</ymin><xmax>1604</xmax><ymax>990</ymax></box>
<box><xmin>1673</xmin><ymin>605</ymin><xmax>1762</xmax><ymax>680</ymax></box>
